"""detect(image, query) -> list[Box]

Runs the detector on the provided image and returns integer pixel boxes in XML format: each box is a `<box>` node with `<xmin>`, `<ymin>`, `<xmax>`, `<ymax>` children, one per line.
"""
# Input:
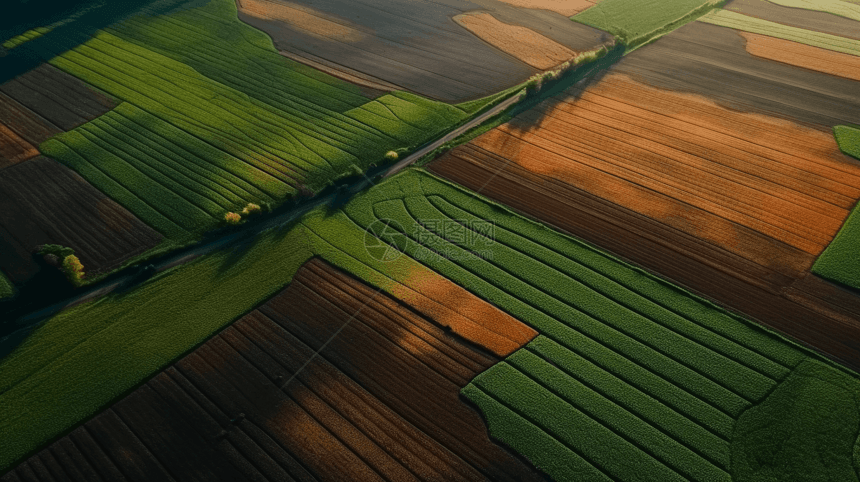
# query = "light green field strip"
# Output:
<box><xmin>22</xmin><ymin>0</ymin><xmax>469</xmax><ymax>241</ymax></box>
<box><xmin>0</xmin><ymin>271</ymin><xmax>15</xmax><ymax>299</ymax></box>
<box><xmin>766</xmin><ymin>0</ymin><xmax>860</xmax><ymax>22</ymax></box>
<box><xmin>0</xmin><ymin>169</ymin><xmax>854</xmax><ymax>477</ymax></box>
<box><xmin>812</xmin><ymin>125</ymin><xmax>860</xmax><ymax>289</ymax></box>
<box><xmin>572</xmin><ymin>0</ymin><xmax>723</xmax><ymax>49</ymax></box>
<box><xmin>1</xmin><ymin>27</ymin><xmax>52</xmax><ymax>50</ymax></box>
<box><xmin>700</xmin><ymin>9</ymin><xmax>860</xmax><ymax>56</ymax></box>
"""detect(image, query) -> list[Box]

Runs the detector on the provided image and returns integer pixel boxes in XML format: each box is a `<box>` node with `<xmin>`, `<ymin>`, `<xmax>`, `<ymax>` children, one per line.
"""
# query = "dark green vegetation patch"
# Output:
<box><xmin>813</xmin><ymin>125</ymin><xmax>860</xmax><ymax>289</ymax></box>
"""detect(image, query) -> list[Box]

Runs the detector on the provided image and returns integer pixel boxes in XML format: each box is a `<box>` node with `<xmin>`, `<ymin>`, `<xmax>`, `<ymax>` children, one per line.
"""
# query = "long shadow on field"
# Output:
<box><xmin>460</xmin><ymin>44</ymin><xmax>622</xmax><ymax>176</ymax></box>
<box><xmin>1</xmin><ymin>0</ymin><xmax>204</xmax><ymax>83</ymax></box>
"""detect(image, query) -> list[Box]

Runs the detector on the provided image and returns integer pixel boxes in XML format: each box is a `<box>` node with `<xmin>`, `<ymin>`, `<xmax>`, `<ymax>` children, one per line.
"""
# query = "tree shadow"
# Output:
<box><xmin>1</xmin><ymin>0</ymin><xmax>197</xmax><ymax>83</ymax></box>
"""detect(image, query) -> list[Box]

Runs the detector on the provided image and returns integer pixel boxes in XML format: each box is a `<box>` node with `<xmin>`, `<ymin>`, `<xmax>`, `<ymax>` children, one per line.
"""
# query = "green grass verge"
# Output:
<box><xmin>572</xmin><ymin>0</ymin><xmax>723</xmax><ymax>51</ymax></box>
<box><xmin>764</xmin><ymin>0</ymin><xmax>860</xmax><ymax>22</ymax></box>
<box><xmin>1</xmin><ymin>27</ymin><xmax>52</xmax><ymax>50</ymax></box>
<box><xmin>700</xmin><ymin>9</ymin><xmax>860</xmax><ymax>56</ymax></box>
<box><xmin>1</xmin><ymin>169</ymin><xmax>856</xmax><ymax>477</ymax></box>
<box><xmin>812</xmin><ymin>125</ymin><xmax>860</xmax><ymax>289</ymax></box>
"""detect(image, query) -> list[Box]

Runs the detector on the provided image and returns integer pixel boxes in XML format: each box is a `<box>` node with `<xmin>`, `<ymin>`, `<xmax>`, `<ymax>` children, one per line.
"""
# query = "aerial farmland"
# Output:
<box><xmin>2</xmin><ymin>0</ymin><xmax>860</xmax><ymax>480</ymax></box>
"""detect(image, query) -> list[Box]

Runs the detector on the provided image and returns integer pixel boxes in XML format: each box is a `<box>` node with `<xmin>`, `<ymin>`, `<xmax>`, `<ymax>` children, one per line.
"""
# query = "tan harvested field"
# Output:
<box><xmin>430</xmin><ymin>72</ymin><xmax>860</xmax><ymax>369</ymax></box>
<box><xmin>740</xmin><ymin>32</ymin><xmax>860</xmax><ymax>82</ymax></box>
<box><xmin>494</xmin><ymin>0</ymin><xmax>596</xmax><ymax>16</ymax></box>
<box><xmin>3</xmin><ymin>259</ymin><xmax>540</xmax><ymax>481</ymax></box>
<box><xmin>454</xmin><ymin>13</ymin><xmax>577</xmax><ymax>70</ymax></box>
<box><xmin>237</xmin><ymin>0</ymin><xmax>365</xmax><ymax>42</ymax></box>
<box><xmin>390</xmin><ymin>263</ymin><xmax>537</xmax><ymax>356</ymax></box>
<box><xmin>0</xmin><ymin>124</ymin><xmax>38</xmax><ymax>170</ymax></box>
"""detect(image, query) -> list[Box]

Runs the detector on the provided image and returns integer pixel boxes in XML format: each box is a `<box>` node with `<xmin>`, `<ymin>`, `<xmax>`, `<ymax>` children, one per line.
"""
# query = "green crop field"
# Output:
<box><xmin>0</xmin><ymin>272</ymin><xmax>14</xmax><ymax>300</ymax></box>
<box><xmin>700</xmin><ymin>9</ymin><xmax>860</xmax><ymax>56</ymax></box>
<box><xmin>764</xmin><ymin>0</ymin><xmax>860</xmax><ymax>22</ymax></box>
<box><xmin>3</xmin><ymin>168</ymin><xmax>857</xmax><ymax>477</ymax></box>
<box><xmin>572</xmin><ymin>0</ymin><xmax>723</xmax><ymax>50</ymax></box>
<box><xmin>26</xmin><ymin>0</ymin><xmax>471</xmax><ymax>241</ymax></box>
<box><xmin>812</xmin><ymin>125</ymin><xmax>860</xmax><ymax>290</ymax></box>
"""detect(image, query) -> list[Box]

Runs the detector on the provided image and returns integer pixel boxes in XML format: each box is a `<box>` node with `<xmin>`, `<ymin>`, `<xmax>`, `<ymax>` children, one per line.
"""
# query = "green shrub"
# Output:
<box><xmin>36</xmin><ymin>244</ymin><xmax>75</xmax><ymax>260</ymax></box>
<box><xmin>224</xmin><ymin>212</ymin><xmax>241</xmax><ymax>224</ymax></box>
<box><xmin>241</xmin><ymin>203</ymin><xmax>261</xmax><ymax>217</ymax></box>
<box><xmin>384</xmin><ymin>150</ymin><xmax>399</xmax><ymax>162</ymax></box>
<box><xmin>61</xmin><ymin>255</ymin><xmax>85</xmax><ymax>287</ymax></box>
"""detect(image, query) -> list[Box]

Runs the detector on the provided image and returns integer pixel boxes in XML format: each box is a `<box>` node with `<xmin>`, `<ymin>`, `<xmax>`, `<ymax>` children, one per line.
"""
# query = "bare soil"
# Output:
<box><xmin>494</xmin><ymin>0</ymin><xmax>595</xmax><ymax>16</ymax></box>
<box><xmin>0</xmin><ymin>124</ymin><xmax>38</xmax><ymax>170</ymax></box>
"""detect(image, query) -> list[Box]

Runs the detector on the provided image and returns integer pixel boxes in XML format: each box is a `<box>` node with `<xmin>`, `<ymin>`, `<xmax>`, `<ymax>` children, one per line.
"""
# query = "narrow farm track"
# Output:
<box><xmin>1</xmin><ymin>259</ymin><xmax>541</xmax><ymax>482</ymax></box>
<box><xmin>0</xmin><ymin>157</ymin><xmax>163</xmax><ymax>284</ymax></box>
<box><xmin>429</xmin><ymin>70</ymin><xmax>860</xmax><ymax>370</ymax></box>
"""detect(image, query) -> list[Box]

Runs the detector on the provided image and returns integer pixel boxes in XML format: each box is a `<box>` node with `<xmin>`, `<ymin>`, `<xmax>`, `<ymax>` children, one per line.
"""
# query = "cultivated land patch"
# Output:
<box><xmin>572</xmin><ymin>0</ymin><xmax>722</xmax><ymax>49</ymax></box>
<box><xmin>0</xmin><ymin>63</ymin><xmax>116</xmax><ymax>132</ymax></box>
<box><xmin>610</xmin><ymin>21</ymin><xmax>860</xmax><ymax>128</ymax></box>
<box><xmin>0</xmin><ymin>157</ymin><xmax>163</xmax><ymax>285</ymax></box>
<box><xmin>725</xmin><ymin>0</ymin><xmax>860</xmax><ymax>40</ymax></box>
<box><xmin>740</xmin><ymin>32</ymin><xmax>860</xmax><ymax>82</ymax></box>
<box><xmin>494</xmin><ymin>0</ymin><xmax>597</xmax><ymax>16</ymax></box>
<box><xmin>454</xmin><ymin>13</ymin><xmax>577</xmax><ymax>70</ymax></box>
<box><xmin>814</xmin><ymin>125</ymin><xmax>860</xmax><ymax>290</ymax></box>
<box><xmin>3</xmin><ymin>259</ymin><xmax>539</xmax><ymax>481</ymax></box>
<box><xmin>429</xmin><ymin>68</ymin><xmax>860</xmax><ymax>370</ymax></box>
<box><xmin>16</xmin><ymin>0</ymin><xmax>471</xmax><ymax>244</ymax></box>
<box><xmin>0</xmin><ymin>92</ymin><xmax>62</xmax><ymax>148</ymax></box>
<box><xmin>2</xmin><ymin>169</ymin><xmax>858</xmax><ymax>477</ymax></box>
<box><xmin>0</xmin><ymin>124</ymin><xmax>39</xmax><ymax>169</ymax></box>
<box><xmin>701</xmin><ymin>8</ymin><xmax>860</xmax><ymax>56</ymax></box>
<box><xmin>236</xmin><ymin>0</ymin><xmax>606</xmax><ymax>102</ymax></box>
<box><xmin>763</xmin><ymin>0</ymin><xmax>860</xmax><ymax>23</ymax></box>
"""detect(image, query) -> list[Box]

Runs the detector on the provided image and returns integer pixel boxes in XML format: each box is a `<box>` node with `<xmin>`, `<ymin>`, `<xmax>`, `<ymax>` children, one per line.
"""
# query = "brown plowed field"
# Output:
<box><xmin>612</xmin><ymin>21</ymin><xmax>860</xmax><ymax>129</ymax></box>
<box><xmin>725</xmin><ymin>0</ymin><xmax>860</xmax><ymax>40</ymax></box>
<box><xmin>429</xmin><ymin>73</ymin><xmax>860</xmax><ymax>370</ymax></box>
<box><xmin>495</xmin><ymin>0</ymin><xmax>595</xmax><ymax>16</ymax></box>
<box><xmin>2</xmin><ymin>259</ymin><xmax>540</xmax><ymax>481</ymax></box>
<box><xmin>0</xmin><ymin>63</ymin><xmax>116</xmax><ymax>131</ymax></box>
<box><xmin>740</xmin><ymin>32</ymin><xmax>860</xmax><ymax>82</ymax></box>
<box><xmin>237</xmin><ymin>0</ymin><xmax>606</xmax><ymax>102</ymax></box>
<box><xmin>0</xmin><ymin>157</ymin><xmax>163</xmax><ymax>284</ymax></box>
<box><xmin>0</xmin><ymin>124</ymin><xmax>38</xmax><ymax>170</ymax></box>
<box><xmin>0</xmin><ymin>92</ymin><xmax>61</xmax><ymax>146</ymax></box>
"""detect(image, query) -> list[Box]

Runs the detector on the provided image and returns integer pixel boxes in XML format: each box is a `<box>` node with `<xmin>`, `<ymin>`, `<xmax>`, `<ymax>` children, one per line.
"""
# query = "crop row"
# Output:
<box><xmin>0</xmin><ymin>168</ymin><xmax>850</xmax><ymax>476</ymax></box>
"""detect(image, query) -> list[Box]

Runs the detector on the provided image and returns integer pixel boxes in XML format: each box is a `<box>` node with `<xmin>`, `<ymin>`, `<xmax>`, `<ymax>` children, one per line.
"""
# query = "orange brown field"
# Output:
<box><xmin>740</xmin><ymin>32</ymin><xmax>860</xmax><ymax>82</ymax></box>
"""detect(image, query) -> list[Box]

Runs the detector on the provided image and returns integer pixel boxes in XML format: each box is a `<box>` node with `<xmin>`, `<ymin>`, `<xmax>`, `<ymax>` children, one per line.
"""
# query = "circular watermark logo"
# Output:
<box><xmin>364</xmin><ymin>218</ymin><xmax>407</xmax><ymax>262</ymax></box>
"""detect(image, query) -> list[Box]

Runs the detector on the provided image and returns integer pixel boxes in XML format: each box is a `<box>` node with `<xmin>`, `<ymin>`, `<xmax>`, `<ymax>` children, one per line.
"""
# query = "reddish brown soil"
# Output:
<box><xmin>0</xmin><ymin>124</ymin><xmax>38</xmax><ymax>170</ymax></box>
<box><xmin>494</xmin><ymin>0</ymin><xmax>595</xmax><ymax>16</ymax></box>
<box><xmin>428</xmin><ymin>73</ymin><xmax>860</xmax><ymax>370</ymax></box>
<box><xmin>454</xmin><ymin>13</ymin><xmax>576</xmax><ymax>70</ymax></box>
<box><xmin>2</xmin><ymin>259</ymin><xmax>541</xmax><ymax>481</ymax></box>
<box><xmin>740</xmin><ymin>32</ymin><xmax>860</xmax><ymax>82</ymax></box>
<box><xmin>391</xmin><ymin>263</ymin><xmax>537</xmax><ymax>356</ymax></box>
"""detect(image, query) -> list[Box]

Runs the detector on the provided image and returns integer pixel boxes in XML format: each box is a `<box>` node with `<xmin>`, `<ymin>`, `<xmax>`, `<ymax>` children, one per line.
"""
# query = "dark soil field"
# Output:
<box><xmin>237</xmin><ymin>0</ymin><xmax>607</xmax><ymax>102</ymax></box>
<box><xmin>0</xmin><ymin>157</ymin><xmax>162</xmax><ymax>284</ymax></box>
<box><xmin>2</xmin><ymin>259</ymin><xmax>539</xmax><ymax>481</ymax></box>
<box><xmin>0</xmin><ymin>124</ymin><xmax>38</xmax><ymax>170</ymax></box>
<box><xmin>611</xmin><ymin>21</ymin><xmax>860</xmax><ymax>129</ymax></box>
<box><xmin>429</xmin><ymin>30</ymin><xmax>860</xmax><ymax>370</ymax></box>
<box><xmin>725</xmin><ymin>0</ymin><xmax>860</xmax><ymax>40</ymax></box>
<box><xmin>0</xmin><ymin>63</ymin><xmax>116</xmax><ymax>132</ymax></box>
<box><xmin>0</xmin><ymin>92</ymin><xmax>61</xmax><ymax>149</ymax></box>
